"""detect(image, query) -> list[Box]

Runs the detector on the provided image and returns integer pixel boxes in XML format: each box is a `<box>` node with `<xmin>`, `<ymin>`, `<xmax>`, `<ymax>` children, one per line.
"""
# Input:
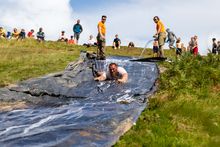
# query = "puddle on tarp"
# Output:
<box><xmin>0</xmin><ymin>55</ymin><xmax>159</xmax><ymax>147</ymax></box>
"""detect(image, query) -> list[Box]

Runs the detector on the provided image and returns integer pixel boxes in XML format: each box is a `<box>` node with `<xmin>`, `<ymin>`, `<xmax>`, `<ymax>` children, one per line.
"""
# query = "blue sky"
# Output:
<box><xmin>0</xmin><ymin>0</ymin><xmax>220</xmax><ymax>55</ymax></box>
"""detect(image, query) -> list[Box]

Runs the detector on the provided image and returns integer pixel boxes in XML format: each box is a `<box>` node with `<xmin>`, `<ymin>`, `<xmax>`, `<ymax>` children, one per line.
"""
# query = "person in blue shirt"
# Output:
<box><xmin>73</xmin><ymin>19</ymin><xmax>83</xmax><ymax>44</ymax></box>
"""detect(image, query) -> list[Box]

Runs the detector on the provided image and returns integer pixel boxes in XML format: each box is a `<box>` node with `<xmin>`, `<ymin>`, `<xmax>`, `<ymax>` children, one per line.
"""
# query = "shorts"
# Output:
<box><xmin>153</xmin><ymin>46</ymin><xmax>159</xmax><ymax>53</ymax></box>
<box><xmin>193</xmin><ymin>47</ymin><xmax>198</xmax><ymax>55</ymax></box>
<box><xmin>176</xmin><ymin>48</ymin><xmax>182</xmax><ymax>55</ymax></box>
<box><xmin>74</xmin><ymin>33</ymin><xmax>80</xmax><ymax>40</ymax></box>
<box><xmin>158</xmin><ymin>32</ymin><xmax>166</xmax><ymax>47</ymax></box>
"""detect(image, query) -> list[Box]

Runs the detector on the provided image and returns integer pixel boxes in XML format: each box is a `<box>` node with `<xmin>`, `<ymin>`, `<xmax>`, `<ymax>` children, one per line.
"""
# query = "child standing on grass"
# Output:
<box><xmin>176</xmin><ymin>38</ymin><xmax>182</xmax><ymax>58</ymax></box>
<box><xmin>153</xmin><ymin>39</ymin><xmax>159</xmax><ymax>57</ymax></box>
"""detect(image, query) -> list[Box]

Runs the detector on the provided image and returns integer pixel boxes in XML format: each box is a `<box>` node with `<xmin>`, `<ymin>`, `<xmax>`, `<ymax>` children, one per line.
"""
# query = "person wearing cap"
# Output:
<box><xmin>153</xmin><ymin>16</ymin><xmax>166</xmax><ymax>57</ymax></box>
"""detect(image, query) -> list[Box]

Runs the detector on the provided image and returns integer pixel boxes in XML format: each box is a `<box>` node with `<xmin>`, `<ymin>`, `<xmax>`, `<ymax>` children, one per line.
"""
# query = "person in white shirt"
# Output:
<box><xmin>83</xmin><ymin>35</ymin><xmax>97</xmax><ymax>47</ymax></box>
<box><xmin>58</xmin><ymin>31</ymin><xmax>68</xmax><ymax>42</ymax></box>
<box><xmin>94</xmin><ymin>63</ymin><xmax>128</xmax><ymax>83</ymax></box>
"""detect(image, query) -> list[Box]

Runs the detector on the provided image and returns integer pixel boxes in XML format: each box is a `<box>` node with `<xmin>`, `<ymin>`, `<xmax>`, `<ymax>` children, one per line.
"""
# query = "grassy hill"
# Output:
<box><xmin>0</xmin><ymin>40</ymin><xmax>219</xmax><ymax>146</ymax></box>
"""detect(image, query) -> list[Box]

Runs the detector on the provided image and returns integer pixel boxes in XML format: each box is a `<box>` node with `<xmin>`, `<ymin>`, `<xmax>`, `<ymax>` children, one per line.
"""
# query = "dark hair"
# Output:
<box><xmin>153</xmin><ymin>16</ymin><xmax>160</xmax><ymax>21</ymax></box>
<box><xmin>212</xmin><ymin>38</ymin><xmax>216</xmax><ymax>41</ymax></box>
<box><xmin>109</xmin><ymin>63</ymin><xmax>118</xmax><ymax>67</ymax></box>
<box><xmin>102</xmin><ymin>15</ymin><xmax>107</xmax><ymax>19</ymax></box>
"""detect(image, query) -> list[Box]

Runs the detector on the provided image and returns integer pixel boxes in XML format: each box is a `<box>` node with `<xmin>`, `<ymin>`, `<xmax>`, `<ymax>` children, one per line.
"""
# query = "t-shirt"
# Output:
<box><xmin>88</xmin><ymin>38</ymin><xmax>96</xmax><ymax>45</ymax></box>
<box><xmin>0</xmin><ymin>29</ymin><xmax>6</xmax><ymax>37</ymax></box>
<box><xmin>167</xmin><ymin>31</ymin><xmax>176</xmax><ymax>41</ymax></box>
<box><xmin>103</xmin><ymin>67</ymin><xmax>127</xmax><ymax>80</ymax></box>
<box><xmin>98</xmin><ymin>21</ymin><xmax>106</xmax><ymax>36</ymax></box>
<box><xmin>59</xmin><ymin>34</ymin><xmax>67</xmax><ymax>40</ymax></box>
<box><xmin>68</xmin><ymin>39</ymin><xmax>75</xmax><ymax>44</ymax></box>
<box><xmin>114</xmin><ymin>38</ymin><xmax>121</xmax><ymax>44</ymax></box>
<box><xmin>73</xmin><ymin>24</ymin><xmax>83</xmax><ymax>34</ymax></box>
<box><xmin>27</xmin><ymin>32</ymin><xmax>34</xmax><ymax>38</ymax></box>
<box><xmin>37</xmin><ymin>31</ymin><xmax>45</xmax><ymax>38</ymax></box>
<box><xmin>12</xmin><ymin>31</ymin><xmax>20</xmax><ymax>38</ymax></box>
<box><xmin>156</xmin><ymin>20</ymin><xmax>166</xmax><ymax>33</ymax></box>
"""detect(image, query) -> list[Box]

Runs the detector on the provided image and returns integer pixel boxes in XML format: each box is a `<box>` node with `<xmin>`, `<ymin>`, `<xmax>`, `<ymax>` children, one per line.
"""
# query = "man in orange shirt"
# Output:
<box><xmin>153</xmin><ymin>16</ymin><xmax>166</xmax><ymax>57</ymax></box>
<box><xmin>97</xmin><ymin>15</ymin><xmax>107</xmax><ymax>60</ymax></box>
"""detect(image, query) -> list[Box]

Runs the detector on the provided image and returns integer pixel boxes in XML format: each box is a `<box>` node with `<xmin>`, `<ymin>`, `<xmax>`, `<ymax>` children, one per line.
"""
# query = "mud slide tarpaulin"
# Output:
<box><xmin>0</xmin><ymin>55</ymin><xmax>159</xmax><ymax>147</ymax></box>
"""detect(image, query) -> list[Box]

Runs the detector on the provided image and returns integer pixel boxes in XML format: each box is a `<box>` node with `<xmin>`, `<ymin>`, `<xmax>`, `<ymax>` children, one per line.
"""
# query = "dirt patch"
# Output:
<box><xmin>0</xmin><ymin>101</ymin><xmax>28</xmax><ymax>112</ymax></box>
<box><xmin>159</xmin><ymin>66</ymin><xmax>168</xmax><ymax>73</ymax></box>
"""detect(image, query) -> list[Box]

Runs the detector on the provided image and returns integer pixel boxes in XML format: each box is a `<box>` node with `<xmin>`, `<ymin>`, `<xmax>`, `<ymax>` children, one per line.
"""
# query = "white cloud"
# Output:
<box><xmin>0</xmin><ymin>0</ymin><xmax>74</xmax><ymax>40</ymax></box>
<box><xmin>77</xmin><ymin>0</ymin><xmax>220</xmax><ymax>55</ymax></box>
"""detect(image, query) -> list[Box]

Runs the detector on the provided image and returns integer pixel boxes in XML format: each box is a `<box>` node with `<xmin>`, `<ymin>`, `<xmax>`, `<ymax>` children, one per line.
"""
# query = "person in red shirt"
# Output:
<box><xmin>68</xmin><ymin>36</ymin><xmax>75</xmax><ymax>44</ymax></box>
<box><xmin>27</xmin><ymin>29</ymin><xmax>35</xmax><ymax>38</ymax></box>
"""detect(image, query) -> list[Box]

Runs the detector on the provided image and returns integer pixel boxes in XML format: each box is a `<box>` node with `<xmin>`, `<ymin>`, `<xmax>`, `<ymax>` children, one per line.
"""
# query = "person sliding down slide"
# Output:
<box><xmin>94</xmin><ymin>63</ymin><xmax>128</xmax><ymax>84</ymax></box>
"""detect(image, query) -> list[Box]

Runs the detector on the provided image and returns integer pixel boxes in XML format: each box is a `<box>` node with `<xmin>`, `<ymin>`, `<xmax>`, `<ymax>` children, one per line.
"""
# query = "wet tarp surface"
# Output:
<box><xmin>0</xmin><ymin>56</ymin><xmax>159</xmax><ymax>147</ymax></box>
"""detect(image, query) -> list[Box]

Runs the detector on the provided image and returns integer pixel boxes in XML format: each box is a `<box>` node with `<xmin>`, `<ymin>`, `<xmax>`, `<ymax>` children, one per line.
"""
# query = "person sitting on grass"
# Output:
<box><xmin>153</xmin><ymin>39</ymin><xmax>159</xmax><ymax>57</ymax></box>
<box><xmin>27</xmin><ymin>29</ymin><xmax>35</xmax><ymax>38</ymax></box>
<box><xmin>0</xmin><ymin>27</ymin><xmax>6</xmax><ymax>39</ymax></box>
<box><xmin>68</xmin><ymin>35</ymin><xmax>75</xmax><ymax>44</ymax></box>
<box><xmin>18</xmin><ymin>29</ymin><xmax>26</xmax><ymax>40</ymax></box>
<box><xmin>58</xmin><ymin>31</ymin><xmax>68</xmax><ymax>42</ymax></box>
<box><xmin>128</xmin><ymin>42</ymin><xmax>135</xmax><ymax>48</ymax></box>
<box><xmin>37</xmin><ymin>27</ymin><xmax>45</xmax><ymax>42</ymax></box>
<box><xmin>83</xmin><ymin>35</ymin><xmax>97</xmax><ymax>47</ymax></box>
<box><xmin>94</xmin><ymin>63</ymin><xmax>128</xmax><ymax>84</ymax></box>
<box><xmin>6</xmin><ymin>31</ymin><xmax>11</xmax><ymax>39</ymax></box>
<box><xmin>11</xmin><ymin>28</ymin><xmax>20</xmax><ymax>40</ymax></box>
<box><xmin>113</xmin><ymin>34</ymin><xmax>121</xmax><ymax>49</ymax></box>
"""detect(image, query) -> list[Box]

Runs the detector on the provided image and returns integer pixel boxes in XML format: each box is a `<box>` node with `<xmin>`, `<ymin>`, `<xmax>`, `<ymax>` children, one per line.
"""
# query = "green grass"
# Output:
<box><xmin>115</xmin><ymin>53</ymin><xmax>220</xmax><ymax>147</ymax></box>
<box><xmin>0</xmin><ymin>40</ymin><xmax>219</xmax><ymax>146</ymax></box>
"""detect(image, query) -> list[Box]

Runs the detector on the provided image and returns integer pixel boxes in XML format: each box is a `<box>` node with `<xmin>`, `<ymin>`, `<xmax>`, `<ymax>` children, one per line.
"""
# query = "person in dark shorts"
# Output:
<box><xmin>113</xmin><ymin>34</ymin><xmax>121</xmax><ymax>49</ymax></box>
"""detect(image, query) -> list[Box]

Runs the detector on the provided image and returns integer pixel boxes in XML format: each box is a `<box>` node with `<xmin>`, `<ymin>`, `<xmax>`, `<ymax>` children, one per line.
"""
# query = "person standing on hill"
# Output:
<box><xmin>97</xmin><ymin>15</ymin><xmax>107</xmax><ymax>60</ymax></box>
<box><xmin>193</xmin><ymin>35</ymin><xmax>199</xmax><ymax>56</ymax></box>
<box><xmin>166</xmin><ymin>28</ymin><xmax>177</xmax><ymax>49</ymax></box>
<box><xmin>153</xmin><ymin>16</ymin><xmax>166</xmax><ymax>57</ymax></box>
<box><xmin>212</xmin><ymin>38</ymin><xmax>217</xmax><ymax>55</ymax></box>
<box><xmin>73</xmin><ymin>19</ymin><xmax>83</xmax><ymax>44</ymax></box>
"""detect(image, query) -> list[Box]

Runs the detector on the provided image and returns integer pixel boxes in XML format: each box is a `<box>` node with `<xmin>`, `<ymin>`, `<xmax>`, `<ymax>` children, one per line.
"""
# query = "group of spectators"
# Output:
<box><xmin>152</xmin><ymin>16</ymin><xmax>200</xmax><ymax>58</ymax></box>
<box><xmin>0</xmin><ymin>27</ymin><xmax>46</xmax><ymax>42</ymax></box>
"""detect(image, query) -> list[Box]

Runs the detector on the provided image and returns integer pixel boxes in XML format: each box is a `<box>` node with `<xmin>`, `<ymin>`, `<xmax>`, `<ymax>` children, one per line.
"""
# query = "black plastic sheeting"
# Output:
<box><xmin>0</xmin><ymin>55</ymin><xmax>159</xmax><ymax>147</ymax></box>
